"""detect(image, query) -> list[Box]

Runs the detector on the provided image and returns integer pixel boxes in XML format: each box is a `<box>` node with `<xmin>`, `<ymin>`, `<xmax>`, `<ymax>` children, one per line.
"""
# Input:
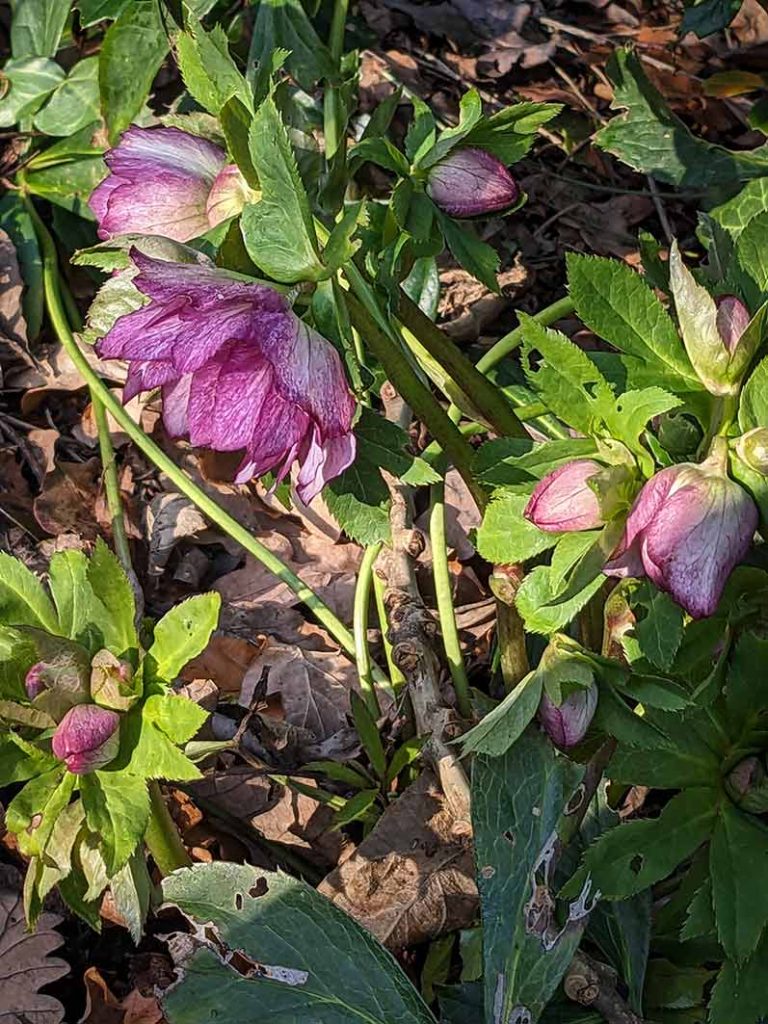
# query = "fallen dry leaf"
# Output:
<box><xmin>240</xmin><ymin>637</ymin><xmax>360</xmax><ymax>743</ymax></box>
<box><xmin>319</xmin><ymin>770</ymin><xmax>478</xmax><ymax>948</ymax></box>
<box><xmin>78</xmin><ymin>966</ymin><xmax>165</xmax><ymax>1024</ymax></box>
<box><xmin>0</xmin><ymin>864</ymin><xmax>69</xmax><ymax>1024</ymax></box>
<box><xmin>180</xmin><ymin>633</ymin><xmax>265</xmax><ymax>695</ymax></box>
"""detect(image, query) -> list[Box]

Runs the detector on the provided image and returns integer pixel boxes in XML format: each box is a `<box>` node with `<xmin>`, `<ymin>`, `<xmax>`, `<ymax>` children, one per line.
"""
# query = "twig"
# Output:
<box><xmin>379</xmin><ymin>469</ymin><xmax>471</xmax><ymax>825</ymax></box>
<box><xmin>564</xmin><ymin>951</ymin><xmax>646</xmax><ymax>1024</ymax></box>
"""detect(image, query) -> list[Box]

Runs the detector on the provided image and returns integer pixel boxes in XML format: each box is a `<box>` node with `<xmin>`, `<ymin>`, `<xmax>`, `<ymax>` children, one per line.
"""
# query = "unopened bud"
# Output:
<box><xmin>538</xmin><ymin>680</ymin><xmax>598</xmax><ymax>748</ymax></box>
<box><xmin>726</xmin><ymin>756</ymin><xmax>768</xmax><ymax>813</ymax></box>
<box><xmin>52</xmin><ymin>704</ymin><xmax>121</xmax><ymax>775</ymax></box>
<box><xmin>736</xmin><ymin>428</ymin><xmax>768</xmax><ymax>477</ymax></box>
<box><xmin>426</xmin><ymin>147</ymin><xmax>519</xmax><ymax>218</ymax></box>
<box><xmin>25</xmin><ymin>663</ymin><xmax>47</xmax><ymax>700</ymax></box>
<box><xmin>90</xmin><ymin>649</ymin><xmax>137</xmax><ymax>711</ymax></box>
<box><xmin>525</xmin><ymin>460</ymin><xmax>605</xmax><ymax>533</ymax></box>
<box><xmin>716</xmin><ymin>295</ymin><xmax>751</xmax><ymax>354</ymax></box>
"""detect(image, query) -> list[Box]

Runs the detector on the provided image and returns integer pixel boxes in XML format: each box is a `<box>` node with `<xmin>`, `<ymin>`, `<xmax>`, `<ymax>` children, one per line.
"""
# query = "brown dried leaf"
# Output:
<box><xmin>33</xmin><ymin>458</ymin><xmax>102</xmax><ymax>539</ymax></box>
<box><xmin>319</xmin><ymin>771</ymin><xmax>477</xmax><ymax>948</ymax></box>
<box><xmin>180</xmin><ymin>634</ymin><xmax>265</xmax><ymax>695</ymax></box>
<box><xmin>78</xmin><ymin>967</ymin><xmax>166</xmax><ymax>1024</ymax></box>
<box><xmin>240</xmin><ymin>637</ymin><xmax>359</xmax><ymax>742</ymax></box>
<box><xmin>0</xmin><ymin>864</ymin><xmax>69</xmax><ymax>1024</ymax></box>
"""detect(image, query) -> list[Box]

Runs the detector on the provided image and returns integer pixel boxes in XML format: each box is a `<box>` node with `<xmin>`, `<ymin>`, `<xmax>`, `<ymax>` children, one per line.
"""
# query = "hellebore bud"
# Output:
<box><xmin>426</xmin><ymin>147</ymin><xmax>519</xmax><ymax>218</ymax></box>
<box><xmin>604</xmin><ymin>439</ymin><xmax>758</xmax><ymax>619</ymax></box>
<box><xmin>205</xmin><ymin>164</ymin><xmax>259</xmax><ymax>228</ymax></box>
<box><xmin>90</xmin><ymin>649</ymin><xmax>137</xmax><ymax>711</ymax></box>
<box><xmin>669</xmin><ymin>242</ymin><xmax>756</xmax><ymax>396</ymax></box>
<box><xmin>736</xmin><ymin>428</ymin><xmax>768</xmax><ymax>477</ymax></box>
<box><xmin>524</xmin><ymin>460</ymin><xmax>605</xmax><ymax>533</ymax></box>
<box><xmin>538</xmin><ymin>680</ymin><xmax>598</xmax><ymax>748</ymax></box>
<box><xmin>656</xmin><ymin>411</ymin><xmax>702</xmax><ymax>458</ymax></box>
<box><xmin>52</xmin><ymin>704</ymin><xmax>121</xmax><ymax>775</ymax></box>
<box><xmin>25</xmin><ymin>663</ymin><xmax>46</xmax><ymax>699</ymax></box>
<box><xmin>725</xmin><ymin>756</ymin><xmax>768</xmax><ymax>814</ymax></box>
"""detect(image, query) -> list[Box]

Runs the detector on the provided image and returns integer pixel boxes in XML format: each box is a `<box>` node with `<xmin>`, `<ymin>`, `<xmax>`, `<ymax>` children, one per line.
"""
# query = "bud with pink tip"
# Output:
<box><xmin>426</xmin><ymin>147</ymin><xmax>519</xmax><ymax>218</ymax></box>
<box><xmin>726</xmin><ymin>756</ymin><xmax>768</xmax><ymax>813</ymax></box>
<box><xmin>736</xmin><ymin>428</ymin><xmax>768</xmax><ymax>477</ymax></box>
<box><xmin>524</xmin><ymin>460</ymin><xmax>605</xmax><ymax>533</ymax></box>
<box><xmin>538</xmin><ymin>681</ymin><xmax>598</xmax><ymax>748</ymax></box>
<box><xmin>670</xmin><ymin>242</ymin><xmax>756</xmax><ymax>396</ymax></box>
<box><xmin>52</xmin><ymin>704</ymin><xmax>121</xmax><ymax>775</ymax></box>
<box><xmin>25</xmin><ymin>663</ymin><xmax>47</xmax><ymax>700</ymax></box>
<box><xmin>604</xmin><ymin>439</ymin><xmax>757</xmax><ymax>619</ymax></box>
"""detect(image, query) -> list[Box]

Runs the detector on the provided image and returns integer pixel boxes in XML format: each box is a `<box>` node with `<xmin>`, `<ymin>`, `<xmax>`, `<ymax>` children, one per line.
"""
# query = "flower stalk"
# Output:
<box><xmin>354</xmin><ymin>543</ymin><xmax>386</xmax><ymax>716</ymax></box>
<box><xmin>429</xmin><ymin>481</ymin><xmax>471</xmax><ymax>718</ymax></box>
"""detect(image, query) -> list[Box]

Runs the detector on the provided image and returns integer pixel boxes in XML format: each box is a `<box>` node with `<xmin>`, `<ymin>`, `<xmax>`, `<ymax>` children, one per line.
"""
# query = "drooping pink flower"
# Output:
<box><xmin>52</xmin><ymin>704</ymin><xmax>121</xmax><ymax>775</ymax></box>
<box><xmin>89</xmin><ymin>126</ymin><xmax>255</xmax><ymax>242</ymax></box>
<box><xmin>524</xmin><ymin>460</ymin><xmax>605</xmax><ymax>533</ymax></box>
<box><xmin>604</xmin><ymin>444</ymin><xmax>757</xmax><ymax>619</ymax></box>
<box><xmin>98</xmin><ymin>252</ymin><xmax>356</xmax><ymax>502</ymax></box>
<box><xmin>426</xmin><ymin>147</ymin><xmax>519</xmax><ymax>218</ymax></box>
<box><xmin>539</xmin><ymin>682</ymin><xmax>598</xmax><ymax>748</ymax></box>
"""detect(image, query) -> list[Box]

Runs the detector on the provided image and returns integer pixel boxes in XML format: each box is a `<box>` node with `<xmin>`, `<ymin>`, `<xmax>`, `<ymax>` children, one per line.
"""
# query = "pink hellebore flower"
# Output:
<box><xmin>524</xmin><ymin>459</ymin><xmax>605</xmax><ymax>533</ymax></box>
<box><xmin>604</xmin><ymin>443</ymin><xmax>758</xmax><ymax>620</ymax></box>
<box><xmin>52</xmin><ymin>704</ymin><xmax>121</xmax><ymax>775</ymax></box>
<box><xmin>98</xmin><ymin>253</ymin><xmax>356</xmax><ymax>503</ymax></box>
<box><xmin>90</xmin><ymin>126</ymin><xmax>255</xmax><ymax>242</ymax></box>
<box><xmin>426</xmin><ymin>147</ymin><xmax>519</xmax><ymax>218</ymax></box>
<box><xmin>538</xmin><ymin>682</ymin><xmax>598</xmax><ymax>749</ymax></box>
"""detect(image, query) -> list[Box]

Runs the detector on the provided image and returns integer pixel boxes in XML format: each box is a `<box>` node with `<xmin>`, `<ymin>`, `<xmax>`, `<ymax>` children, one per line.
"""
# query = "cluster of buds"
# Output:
<box><xmin>24</xmin><ymin>644</ymin><xmax>137</xmax><ymax>775</ymax></box>
<box><xmin>525</xmin><ymin>440</ymin><xmax>757</xmax><ymax>619</ymax></box>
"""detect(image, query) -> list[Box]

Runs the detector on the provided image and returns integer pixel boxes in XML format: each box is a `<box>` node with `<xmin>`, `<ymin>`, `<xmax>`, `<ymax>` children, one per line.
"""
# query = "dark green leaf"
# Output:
<box><xmin>161</xmin><ymin>862</ymin><xmax>437</xmax><ymax>1023</ymax></box>
<box><xmin>709</xmin><ymin>936</ymin><xmax>768</xmax><ymax>1023</ymax></box>
<box><xmin>516</xmin><ymin>563</ymin><xmax>605</xmax><ymax>636</ymax></box>
<box><xmin>596</xmin><ymin>49</ymin><xmax>768</xmax><ymax>188</ymax></box>
<box><xmin>644</xmin><ymin>959</ymin><xmax>714</xmax><ymax>1010</ymax></box>
<box><xmin>33</xmin><ymin>57</ymin><xmax>100</xmax><ymax>136</ymax></box>
<box><xmin>459</xmin><ymin>671</ymin><xmax>543</xmax><ymax>756</ymax></box>
<box><xmin>472</xmin><ymin>729</ymin><xmax>584</xmax><ymax>1023</ymax></box>
<box><xmin>0</xmin><ymin>57</ymin><xmax>65</xmax><ymax>127</ymax></box>
<box><xmin>681</xmin><ymin>0</ymin><xmax>741</xmax><ymax>35</ymax></box>
<box><xmin>248</xmin><ymin>0</ymin><xmax>334</xmax><ymax>92</ymax></box>
<box><xmin>462</xmin><ymin>102</ymin><xmax>562</xmax><ymax>164</ymax></box>
<box><xmin>474</xmin><ymin>437</ymin><xmax>598</xmax><ymax>488</ymax></box>
<box><xmin>626</xmin><ymin>583</ymin><xmax>685</xmax><ymax>671</ymax></box>
<box><xmin>562</xmin><ymin>788</ymin><xmax>718</xmax><ymax>900</ymax></box>
<box><xmin>435</xmin><ymin>209</ymin><xmax>499</xmax><ymax>293</ymax></box>
<box><xmin>175</xmin><ymin>23</ymin><xmax>251</xmax><ymax>117</ymax></box>
<box><xmin>11</xmin><ymin>0</ymin><xmax>69</xmax><ymax>58</ymax></box>
<box><xmin>99</xmin><ymin>0</ymin><xmax>170</xmax><ymax>143</ymax></box>
<box><xmin>77</xmin><ymin>0</ymin><xmax>131</xmax><ymax>27</ymax></box>
<box><xmin>710</xmin><ymin>802</ymin><xmax>768</xmax><ymax>963</ymax></box>
<box><xmin>710</xmin><ymin>178</ymin><xmax>768</xmax><ymax>241</ymax></box>
<box><xmin>242</xmin><ymin>96</ymin><xmax>324</xmax><ymax>282</ymax></box>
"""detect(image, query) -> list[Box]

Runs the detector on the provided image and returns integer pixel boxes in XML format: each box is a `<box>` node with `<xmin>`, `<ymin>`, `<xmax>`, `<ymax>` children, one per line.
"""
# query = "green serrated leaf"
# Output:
<box><xmin>242</xmin><ymin>97</ymin><xmax>324</xmax><ymax>283</ymax></box>
<box><xmin>175</xmin><ymin>22</ymin><xmax>251</xmax><ymax>117</ymax></box>
<box><xmin>516</xmin><ymin>564</ymin><xmax>604</xmax><ymax>636</ymax></box>
<box><xmin>435</xmin><ymin>209</ymin><xmax>499</xmax><ymax>293</ymax></box>
<box><xmin>710</xmin><ymin>802</ymin><xmax>768</xmax><ymax>963</ymax></box>
<box><xmin>0</xmin><ymin>552</ymin><xmax>59</xmax><ymax>633</ymax></box>
<box><xmin>147</xmin><ymin>593</ymin><xmax>221</xmax><ymax>683</ymax></box>
<box><xmin>710</xmin><ymin>178</ymin><xmax>768</xmax><ymax>241</ymax></box>
<box><xmin>628</xmin><ymin>583</ymin><xmax>685</xmax><ymax>671</ymax></box>
<box><xmin>561</xmin><ymin>788</ymin><xmax>718</xmax><ymax>900</ymax></box>
<box><xmin>121</xmin><ymin>706</ymin><xmax>202</xmax><ymax>781</ymax></box>
<box><xmin>248</xmin><ymin>0</ymin><xmax>335</xmax><ymax>93</ymax></box>
<box><xmin>739</xmin><ymin>353</ymin><xmax>768</xmax><ymax>432</ymax></box>
<box><xmin>76</xmin><ymin>0</ymin><xmax>131</xmax><ymax>27</ymax></box>
<box><xmin>473</xmin><ymin>437</ymin><xmax>598</xmax><ymax>488</ymax></box>
<box><xmin>736</xmin><ymin>211</ymin><xmax>768</xmax><ymax>307</ymax></box>
<box><xmin>709</xmin><ymin>936</ymin><xmax>768</xmax><ymax>1023</ymax></box>
<box><xmin>87</xmin><ymin>539</ymin><xmax>137</xmax><ymax>655</ymax></box>
<box><xmin>144</xmin><ymin>693</ymin><xmax>208</xmax><ymax>745</ymax></box>
<box><xmin>80</xmin><ymin>770</ymin><xmax>150</xmax><ymax>876</ymax></box>
<box><xmin>6</xmin><ymin>767</ymin><xmax>74</xmax><ymax>858</ymax></box>
<box><xmin>476</xmin><ymin>490</ymin><xmax>560</xmax><ymax>564</ymax></box>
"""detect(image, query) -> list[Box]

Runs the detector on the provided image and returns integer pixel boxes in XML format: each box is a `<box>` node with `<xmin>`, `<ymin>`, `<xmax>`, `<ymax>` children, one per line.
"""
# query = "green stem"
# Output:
<box><xmin>372</xmin><ymin>570</ymin><xmax>405</xmax><ymax>690</ymax></box>
<box><xmin>354</xmin><ymin>543</ymin><xmax>385</xmax><ymax>715</ymax></box>
<box><xmin>489</xmin><ymin>567</ymin><xmax>529</xmax><ymax>693</ymax></box>
<box><xmin>145</xmin><ymin>780</ymin><xmax>192</xmax><ymax>875</ymax></box>
<box><xmin>346</xmin><ymin>294</ymin><xmax>488</xmax><ymax>510</ymax></box>
<box><xmin>322</xmin><ymin>0</ymin><xmax>350</xmax><ymax>160</ymax></box>
<box><xmin>25</xmin><ymin>195</ymin><xmax>385</xmax><ymax>680</ymax></box>
<box><xmin>396</xmin><ymin>291</ymin><xmax>527</xmax><ymax>439</ymax></box>
<box><xmin>92</xmin><ymin>397</ymin><xmax>133</xmax><ymax>574</ymax></box>
<box><xmin>429</xmin><ymin>482</ymin><xmax>471</xmax><ymax>717</ymax></box>
<box><xmin>56</xmin><ymin>265</ymin><xmax>135</xmax><ymax>576</ymax></box>
<box><xmin>474</xmin><ymin>296</ymin><xmax>575</xmax><ymax>375</ymax></box>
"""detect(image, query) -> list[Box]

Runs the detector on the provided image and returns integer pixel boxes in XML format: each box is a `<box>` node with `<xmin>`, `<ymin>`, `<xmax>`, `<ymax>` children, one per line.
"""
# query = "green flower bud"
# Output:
<box><xmin>736</xmin><ymin>428</ymin><xmax>768</xmax><ymax>477</ymax></box>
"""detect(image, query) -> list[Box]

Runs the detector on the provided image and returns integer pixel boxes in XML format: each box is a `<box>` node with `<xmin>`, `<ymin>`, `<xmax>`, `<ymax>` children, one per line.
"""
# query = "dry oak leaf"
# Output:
<box><xmin>319</xmin><ymin>770</ymin><xmax>478</xmax><ymax>949</ymax></box>
<box><xmin>0</xmin><ymin>864</ymin><xmax>69</xmax><ymax>1024</ymax></box>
